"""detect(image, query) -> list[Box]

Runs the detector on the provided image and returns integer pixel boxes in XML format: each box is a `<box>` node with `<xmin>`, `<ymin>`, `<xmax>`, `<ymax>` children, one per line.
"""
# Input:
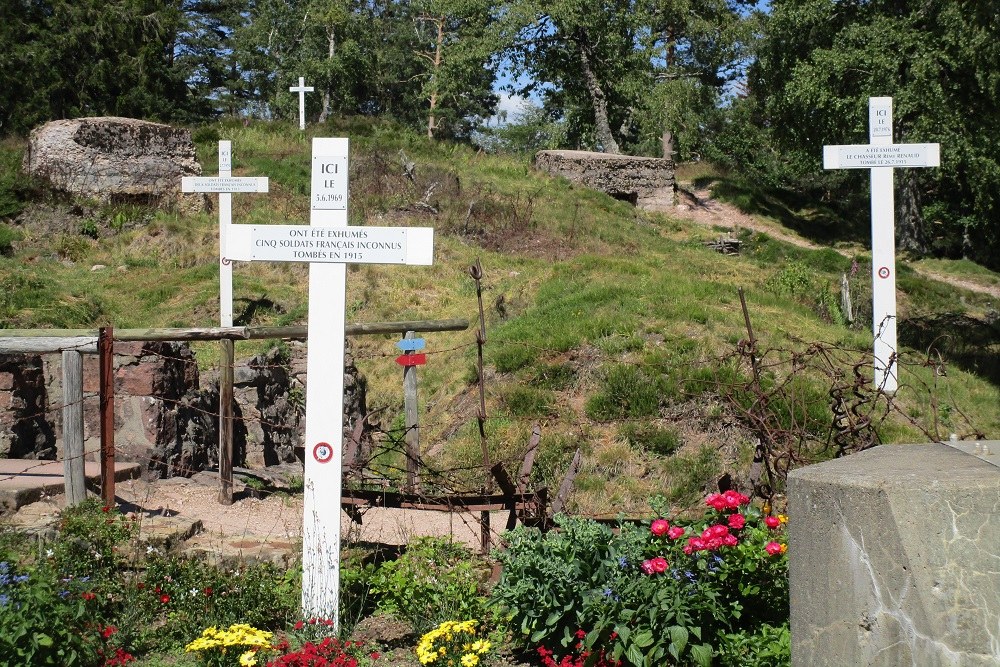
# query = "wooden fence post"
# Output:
<box><xmin>403</xmin><ymin>331</ymin><xmax>420</xmax><ymax>491</ymax></box>
<box><xmin>61</xmin><ymin>350</ymin><xmax>86</xmax><ymax>506</ymax></box>
<box><xmin>98</xmin><ymin>327</ymin><xmax>115</xmax><ymax>507</ymax></box>
<box><xmin>218</xmin><ymin>339</ymin><xmax>235</xmax><ymax>505</ymax></box>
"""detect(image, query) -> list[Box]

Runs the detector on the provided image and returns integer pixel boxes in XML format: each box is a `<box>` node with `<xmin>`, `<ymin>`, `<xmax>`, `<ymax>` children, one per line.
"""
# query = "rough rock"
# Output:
<box><xmin>534</xmin><ymin>150</ymin><xmax>675</xmax><ymax>209</ymax></box>
<box><xmin>0</xmin><ymin>354</ymin><xmax>55</xmax><ymax>459</ymax></box>
<box><xmin>788</xmin><ymin>443</ymin><xmax>1000</xmax><ymax>666</ymax></box>
<box><xmin>22</xmin><ymin>117</ymin><xmax>205</xmax><ymax>212</ymax></box>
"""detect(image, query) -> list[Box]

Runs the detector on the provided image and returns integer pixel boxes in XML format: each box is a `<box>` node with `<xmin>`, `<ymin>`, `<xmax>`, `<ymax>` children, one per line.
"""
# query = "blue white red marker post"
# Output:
<box><xmin>399</xmin><ymin>332</ymin><xmax>426</xmax><ymax>489</ymax></box>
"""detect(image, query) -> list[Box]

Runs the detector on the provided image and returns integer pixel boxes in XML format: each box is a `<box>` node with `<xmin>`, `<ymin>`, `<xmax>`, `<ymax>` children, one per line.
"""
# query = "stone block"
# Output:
<box><xmin>534</xmin><ymin>150</ymin><xmax>675</xmax><ymax>209</ymax></box>
<box><xmin>788</xmin><ymin>443</ymin><xmax>1000</xmax><ymax>666</ymax></box>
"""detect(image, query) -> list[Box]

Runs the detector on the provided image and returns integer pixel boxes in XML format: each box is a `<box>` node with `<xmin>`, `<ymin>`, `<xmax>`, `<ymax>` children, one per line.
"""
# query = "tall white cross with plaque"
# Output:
<box><xmin>823</xmin><ymin>97</ymin><xmax>940</xmax><ymax>394</ymax></box>
<box><xmin>226</xmin><ymin>138</ymin><xmax>434</xmax><ymax>623</ymax></box>
<box><xmin>290</xmin><ymin>77</ymin><xmax>315</xmax><ymax>131</ymax></box>
<box><xmin>181</xmin><ymin>141</ymin><xmax>269</xmax><ymax>327</ymax></box>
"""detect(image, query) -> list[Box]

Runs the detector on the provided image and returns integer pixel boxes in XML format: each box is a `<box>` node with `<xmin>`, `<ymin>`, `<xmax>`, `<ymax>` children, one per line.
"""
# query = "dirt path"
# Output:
<box><xmin>673</xmin><ymin>185</ymin><xmax>1000</xmax><ymax>301</ymax></box>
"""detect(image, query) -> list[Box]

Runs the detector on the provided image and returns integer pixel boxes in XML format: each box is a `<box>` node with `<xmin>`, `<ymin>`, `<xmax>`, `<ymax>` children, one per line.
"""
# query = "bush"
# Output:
<box><xmin>586</xmin><ymin>365</ymin><xmax>671</xmax><ymax>421</ymax></box>
<box><xmin>492</xmin><ymin>494</ymin><xmax>789</xmax><ymax>666</ymax></box>
<box><xmin>369</xmin><ymin>537</ymin><xmax>490</xmax><ymax>634</ymax></box>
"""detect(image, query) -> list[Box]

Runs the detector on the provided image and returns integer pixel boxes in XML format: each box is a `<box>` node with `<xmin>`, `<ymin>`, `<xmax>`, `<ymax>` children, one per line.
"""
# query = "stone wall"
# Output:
<box><xmin>788</xmin><ymin>443</ymin><xmax>1000</xmax><ymax>666</ymax></box>
<box><xmin>2</xmin><ymin>340</ymin><xmax>369</xmax><ymax>477</ymax></box>
<box><xmin>534</xmin><ymin>150</ymin><xmax>675</xmax><ymax>210</ymax></box>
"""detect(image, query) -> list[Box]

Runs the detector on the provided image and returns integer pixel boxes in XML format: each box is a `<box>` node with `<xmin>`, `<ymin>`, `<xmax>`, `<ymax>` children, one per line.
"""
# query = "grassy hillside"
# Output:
<box><xmin>1</xmin><ymin>119</ymin><xmax>998</xmax><ymax>517</ymax></box>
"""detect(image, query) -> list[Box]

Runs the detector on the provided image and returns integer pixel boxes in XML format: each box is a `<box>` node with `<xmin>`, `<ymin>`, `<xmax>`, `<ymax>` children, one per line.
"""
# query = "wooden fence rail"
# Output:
<box><xmin>0</xmin><ymin>319</ymin><xmax>469</xmax><ymax>506</ymax></box>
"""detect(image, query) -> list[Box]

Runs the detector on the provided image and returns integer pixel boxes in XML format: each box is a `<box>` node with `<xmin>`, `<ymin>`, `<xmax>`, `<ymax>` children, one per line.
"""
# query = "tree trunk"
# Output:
<box><xmin>896</xmin><ymin>171</ymin><xmax>927</xmax><ymax>256</ymax></box>
<box><xmin>661</xmin><ymin>130</ymin><xmax>674</xmax><ymax>161</ymax></box>
<box><xmin>577</xmin><ymin>30</ymin><xmax>620</xmax><ymax>154</ymax></box>
<box><xmin>427</xmin><ymin>18</ymin><xmax>444</xmax><ymax>139</ymax></box>
<box><xmin>317</xmin><ymin>27</ymin><xmax>336</xmax><ymax>124</ymax></box>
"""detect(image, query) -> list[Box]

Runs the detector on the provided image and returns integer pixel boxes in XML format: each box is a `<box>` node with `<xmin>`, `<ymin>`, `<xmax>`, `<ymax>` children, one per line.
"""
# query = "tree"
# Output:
<box><xmin>0</xmin><ymin>0</ymin><xmax>191</xmax><ymax>136</ymax></box>
<box><xmin>637</xmin><ymin>0</ymin><xmax>757</xmax><ymax>160</ymax></box>
<box><xmin>750</xmin><ymin>0</ymin><xmax>1000</xmax><ymax>265</ymax></box>
<box><xmin>505</xmin><ymin>0</ymin><xmax>647</xmax><ymax>153</ymax></box>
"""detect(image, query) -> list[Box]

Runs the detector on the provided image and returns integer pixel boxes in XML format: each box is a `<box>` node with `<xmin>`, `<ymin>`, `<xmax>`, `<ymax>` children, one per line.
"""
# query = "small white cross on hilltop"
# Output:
<box><xmin>290</xmin><ymin>77</ymin><xmax>315</xmax><ymax>131</ymax></box>
<box><xmin>823</xmin><ymin>97</ymin><xmax>940</xmax><ymax>394</ymax></box>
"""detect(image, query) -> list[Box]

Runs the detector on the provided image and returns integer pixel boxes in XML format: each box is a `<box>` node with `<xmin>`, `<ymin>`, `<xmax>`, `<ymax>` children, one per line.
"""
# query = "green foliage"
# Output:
<box><xmin>502</xmin><ymin>385</ymin><xmax>556</xmax><ymax>417</ymax></box>
<box><xmin>369</xmin><ymin>537</ymin><xmax>490</xmax><ymax>634</ymax></box>
<box><xmin>585</xmin><ymin>364</ymin><xmax>671</xmax><ymax>421</ymax></box>
<box><xmin>717</xmin><ymin>622</ymin><xmax>791</xmax><ymax>667</ymax></box>
<box><xmin>0</xmin><ymin>223</ymin><xmax>21</xmax><ymax>256</ymax></box>
<box><xmin>493</xmin><ymin>496</ymin><xmax>789</xmax><ymax>666</ymax></box>
<box><xmin>0</xmin><ymin>560</ymin><xmax>102</xmax><ymax>666</ymax></box>
<box><xmin>619</xmin><ymin>423</ymin><xmax>682</xmax><ymax>457</ymax></box>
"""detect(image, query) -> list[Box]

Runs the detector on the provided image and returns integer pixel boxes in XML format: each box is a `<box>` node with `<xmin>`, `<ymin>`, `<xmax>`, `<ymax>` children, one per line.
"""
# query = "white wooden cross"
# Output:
<box><xmin>290</xmin><ymin>77</ymin><xmax>315</xmax><ymax>131</ymax></box>
<box><xmin>181</xmin><ymin>141</ymin><xmax>270</xmax><ymax>327</ymax></box>
<box><xmin>823</xmin><ymin>97</ymin><xmax>940</xmax><ymax>394</ymax></box>
<box><xmin>226</xmin><ymin>138</ymin><xmax>434</xmax><ymax>623</ymax></box>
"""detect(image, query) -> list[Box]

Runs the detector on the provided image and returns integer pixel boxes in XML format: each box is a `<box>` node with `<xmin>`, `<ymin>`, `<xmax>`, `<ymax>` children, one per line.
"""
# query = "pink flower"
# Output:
<box><xmin>765</xmin><ymin>541</ymin><xmax>784</xmax><ymax>556</ymax></box>
<box><xmin>685</xmin><ymin>537</ymin><xmax>706</xmax><ymax>554</ymax></box>
<box><xmin>667</xmin><ymin>525</ymin><xmax>685</xmax><ymax>540</ymax></box>
<box><xmin>722</xmin><ymin>534</ymin><xmax>738</xmax><ymax>547</ymax></box>
<box><xmin>705</xmin><ymin>493</ymin><xmax>728</xmax><ymax>511</ymax></box>
<box><xmin>765</xmin><ymin>516</ymin><xmax>781</xmax><ymax>529</ymax></box>
<box><xmin>722</xmin><ymin>490</ymin><xmax>750</xmax><ymax>508</ymax></box>
<box><xmin>727</xmin><ymin>513</ymin><xmax>746</xmax><ymax>530</ymax></box>
<box><xmin>650</xmin><ymin>519</ymin><xmax>670</xmax><ymax>537</ymax></box>
<box><xmin>650</xmin><ymin>557</ymin><xmax>669</xmax><ymax>573</ymax></box>
<box><xmin>641</xmin><ymin>559</ymin><xmax>655</xmax><ymax>574</ymax></box>
<box><xmin>702</xmin><ymin>524</ymin><xmax>730</xmax><ymax>540</ymax></box>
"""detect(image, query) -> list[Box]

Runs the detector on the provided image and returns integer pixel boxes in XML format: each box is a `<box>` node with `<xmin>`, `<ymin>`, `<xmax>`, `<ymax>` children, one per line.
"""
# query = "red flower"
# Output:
<box><xmin>370</xmin><ymin>652</ymin><xmax>380</xmax><ymax>660</ymax></box>
<box><xmin>101</xmin><ymin>625</ymin><xmax>118</xmax><ymax>639</ymax></box>
<box><xmin>203</xmin><ymin>587</ymin><xmax>213</xmax><ymax>596</ymax></box>
<box><xmin>765</xmin><ymin>541</ymin><xmax>784</xmax><ymax>556</ymax></box>
<box><xmin>294</xmin><ymin>620</ymin><xmax>305</xmax><ymax>631</ymax></box>
<box><xmin>705</xmin><ymin>493</ymin><xmax>728</xmax><ymax>511</ymax></box>
<box><xmin>159</xmin><ymin>594</ymin><xmax>170</xmax><ymax>604</ymax></box>
<box><xmin>667</xmin><ymin>525</ymin><xmax>685</xmax><ymax>540</ymax></box>
<box><xmin>650</xmin><ymin>556</ymin><xmax>669</xmax><ymax>573</ymax></box>
<box><xmin>102</xmin><ymin>505</ymin><xmax>110</xmax><ymax>513</ymax></box>
<box><xmin>650</xmin><ymin>519</ymin><xmax>670</xmax><ymax>537</ymax></box>
<box><xmin>727</xmin><ymin>513</ymin><xmax>746</xmax><ymax>530</ymax></box>
<box><xmin>82</xmin><ymin>592</ymin><xmax>96</xmax><ymax>601</ymax></box>
<box><xmin>765</xmin><ymin>515</ymin><xmax>781</xmax><ymax>529</ymax></box>
<box><xmin>721</xmin><ymin>490</ymin><xmax>750</xmax><ymax>508</ymax></box>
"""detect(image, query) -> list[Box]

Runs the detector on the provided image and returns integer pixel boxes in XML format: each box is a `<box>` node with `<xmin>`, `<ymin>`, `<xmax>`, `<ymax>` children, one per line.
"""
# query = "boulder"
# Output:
<box><xmin>22</xmin><ymin>117</ymin><xmax>204</xmax><ymax>211</ymax></box>
<box><xmin>534</xmin><ymin>150</ymin><xmax>675</xmax><ymax>210</ymax></box>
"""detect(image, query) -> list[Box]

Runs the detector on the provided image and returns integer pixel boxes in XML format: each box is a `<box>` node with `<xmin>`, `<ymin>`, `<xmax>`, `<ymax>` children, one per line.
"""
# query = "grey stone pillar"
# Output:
<box><xmin>788</xmin><ymin>443</ymin><xmax>1000</xmax><ymax>666</ymax></box>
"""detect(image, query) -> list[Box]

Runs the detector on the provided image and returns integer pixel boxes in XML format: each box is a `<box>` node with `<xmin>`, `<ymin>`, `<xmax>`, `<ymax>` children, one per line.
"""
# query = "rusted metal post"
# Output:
<box><xmin>98</xmin><ymin>327</ymin><xmax>115</xmax><ymax>507</ymax></box>
<box><xmin>218</xmin><ymin>339</ymin><xmax>234</xmax><ymax>505</ymax></box>
<box><xmin>470</xmin><ymin>259</ymin><xmax>493</xmax><ymax>552</ymax></box>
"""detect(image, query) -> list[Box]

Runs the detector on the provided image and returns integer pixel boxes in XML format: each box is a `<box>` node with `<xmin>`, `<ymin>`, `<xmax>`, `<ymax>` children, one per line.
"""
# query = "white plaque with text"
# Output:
<box><xmin>823</xmin><ymin>144</ymin><xmax>940</xmax><ymax>169</ymax></box>
<box><xmin>181</xmin><ymin>176</ymin><xmax>269</xmax><ymax>193</ymax></box>
<box><xmin>311</xmin><ymin>156</ymin><xmax>348</xmax><ymax>210</ymax></box>
<box><xmin>227</xmin><ymin>224</ymin><xmax>434</xmax><ymax>265</ymax></box>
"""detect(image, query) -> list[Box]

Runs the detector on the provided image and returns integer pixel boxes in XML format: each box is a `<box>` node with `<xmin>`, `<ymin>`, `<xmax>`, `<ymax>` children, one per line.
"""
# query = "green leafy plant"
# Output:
<box><xmin>493</xmin><ymin>494</ymin><xmax>789</xmax><ymax>666</ymax></box>
<box><xmin>369</xmin><ymin>537</ymin><xmax>489</xmax><ymax>634</ymax></box>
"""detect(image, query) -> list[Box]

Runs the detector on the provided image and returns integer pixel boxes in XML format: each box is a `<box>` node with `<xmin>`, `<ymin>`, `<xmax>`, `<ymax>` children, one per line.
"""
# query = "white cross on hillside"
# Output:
<box><xmin>823</xmin><ymin>97</ymin><xmax>940</xmax><ymax>394</ymax></box>
<box><xmin>290</xmin><ymin>77</ymin><xmax>315</xmax><ymax>131</ymax></box>
<box><xmin>225</xmin><ymin>138</ymin><xmax>434</xmax><ymax>622</ymax></box>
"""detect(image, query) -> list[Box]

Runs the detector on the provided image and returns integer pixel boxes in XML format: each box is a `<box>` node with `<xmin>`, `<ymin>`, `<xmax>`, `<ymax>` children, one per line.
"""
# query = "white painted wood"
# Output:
<box><xmin>290</xmin><ymin>77</ymin><xmax>315</xmax><ymax>131</ymax></box>
<box><xmin>823</xmin><ymin>97</ymin><xmax>942</xmax><ymax>394</ymax></box>
<box><xmin>301</xmin><ymin>137</ymin><xmax>348</xmax><ymax>623</ymax></box>
<box><xmin>226</xmin><ymin>224</ymin><xmax>434</xmax><ymax>265</ymax></box>
<box><xmin>180</xmin><ymin>176</ymin><xmax>269</xmax><ymax>192</ymax></box>
<box><xmin>218</xmin><ymin>142</ymin><xmax>234</xmax><ymax>328</ymax></box>
<box><xmin>822</xmin><ymin>143</ymin><xmax>940</xmax><ymax>169</ymax></box>
<box><xmin>61</xmin><ymin>350</ymin><xmax>86</xmax><ymax>506</ymax></box>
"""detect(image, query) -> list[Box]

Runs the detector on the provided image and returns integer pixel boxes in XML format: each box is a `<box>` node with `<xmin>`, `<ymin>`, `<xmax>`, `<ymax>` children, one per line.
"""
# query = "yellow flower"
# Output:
<box><xmin>461</xmin><ymin>653</ymin><xmax>479</xmax><ymax>667</ymax></box>
<box><xmin>779</xmin><ymin>514</ymin><xmax>788</xmax><ymax>524</ymax></box>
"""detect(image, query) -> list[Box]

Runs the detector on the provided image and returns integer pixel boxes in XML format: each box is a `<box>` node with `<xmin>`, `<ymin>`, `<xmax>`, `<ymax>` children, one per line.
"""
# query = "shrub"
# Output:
<box><xmin>369</xmin><ymin>537</ymin><xmax>490</xmax><ymax>634</ymax></box>
<box><xmin>493</xmin><ymin>494</ymin><xmax>789</xmax><ymax>666</ymax></box>
<box><xmin>586</xmin><ymin>365</ymin><xmax>670</xmax><ymax>421</ymax></box>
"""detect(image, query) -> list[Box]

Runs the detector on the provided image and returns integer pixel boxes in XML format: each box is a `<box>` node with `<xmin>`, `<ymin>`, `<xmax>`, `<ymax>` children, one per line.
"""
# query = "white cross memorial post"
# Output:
<box><xmin>181</xmin><ymin>141</ymin><xmax>270</xmax><ymax>327</ymax></box>
<box><xmin>226</xmin><ymin>138</ymin><xmax>434</xmax><ymax>623</ymax></box>
<box><xmin>823</xmin><ymin>97</ymin><xmax>940</xmax><ymax>394</ymax></box>
<box><xmin>290</xmin><ymin>77</ymin><xmax>315</xmax><ymax>131</ymax></box>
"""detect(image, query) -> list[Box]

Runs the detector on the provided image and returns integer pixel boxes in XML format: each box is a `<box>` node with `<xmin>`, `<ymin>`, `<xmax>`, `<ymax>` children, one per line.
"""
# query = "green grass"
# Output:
<box><xmin>1</xmin><ymin>120</ymin><xmax>999</xmax><ymax>515</ymax></box>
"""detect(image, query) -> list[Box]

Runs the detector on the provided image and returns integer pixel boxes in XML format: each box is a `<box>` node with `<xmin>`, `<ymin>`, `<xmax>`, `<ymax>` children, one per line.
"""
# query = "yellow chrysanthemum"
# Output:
<box><xmin>461</xmin><ymin>653</ymin><xmax>479</xmax><ymax>667</ymax></box>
